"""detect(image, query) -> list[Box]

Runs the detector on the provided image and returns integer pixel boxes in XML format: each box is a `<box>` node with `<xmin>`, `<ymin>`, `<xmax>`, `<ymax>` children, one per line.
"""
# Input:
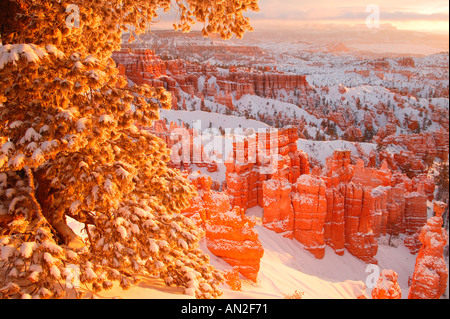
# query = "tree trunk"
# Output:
<box><xmin>0</xmin><ymin>0</ymin><xmax>30</xmax><ymax>45</ymax></box>
<box><xmin>34</xmin><ymin>168</ymin><xmax>85</xmax><ymax>249</ymax></box>
<box><xmin>0</xmin><ymin>214</ymin><xmax>13</xmax><ymax>227</ymax></box>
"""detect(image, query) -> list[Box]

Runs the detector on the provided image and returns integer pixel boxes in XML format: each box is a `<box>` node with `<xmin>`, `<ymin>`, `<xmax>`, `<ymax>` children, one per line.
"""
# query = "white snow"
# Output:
<box><xmin>104</xmin><ymin>178</ymin><xmax>114</xmax><ymax>194</ymax></box>
<box><xmin>99</xmin><ymin>114</ymin><xmax>114</xmax><ymax>124</ymax></box>
<box><xmin>20</xmin><ymin>242</ymin><xmax>37</xmax><ymax>259</ymax></box>
<box><xmin>91</xmin><ymin>214</ymin><xmax>421</xmax><ymax>299</ymax></box>
<box><xmin>85</xmin><ymin>268</ymin><xmax>98</xmax><ymax>281</ymax></box>
<box><xmin>1</xmin><ymin>141</ymin><xmax>15</xmax><ymax>155</ymax></box>
<box><xmin>160</xmin><ymin>109</ymin><xmax>270</xmax><ymax>131</ymax></box>
<box><xmin>44</xmin><ymin>45</ymin><xmax>65</xmax><ymax>59</ymax></box>
<box><xmin>68</xmin><ymin>201</ymin><xmax>82</xmax><ymax>215</ymax></box>
<box><xmin>28</xmin><ymin>271</ymin><xmax>40</xmax><ymax>283</ymax></box>
<box><xmin>9</xmin><ymin>121</ymin><xmax>23</xmax><ymax>129</ymax></box>
<box><xmin>83</xmin><ymin>55</ymin><xmax>98</xmax><ymax>65</ymax></box>
<box><xmin>297</xmin><ymin>138</ymin><xmax>376</xmax><ymax>167</ymax></box>
<box><xmin>10</xmin><ymin>154</ymin><xmax>25</xmax><ymax>168</ymax></box>
<box><xmin>0</xmin><ymin>43</ymin><xmax>64</xmax><ymax>69</ymax></box>
<box><xmin>1</xmin><ymin>245</ymin><xmax>17</xmax><ymax>260</ymax></box>
<box><xmin>76</xmin><ymin>118</ymin><xmax>88</xmax><ymax>132</ymax></box>
<box><xmin>63</xmin><ymin>194</ymin><xmax>447</xmax><ymax>300</ymax></box>
<box><xmin>49</xmin><ymin>265</ymin><xmax>61</xmax><ymax>279</ymax></box>
<box><xmin>116</xmin><ymin>225</ymin><xmax>127</xmax><ymax>239</ymax></box>
<box><xmin>43</xmin><ymin>252</ymin><xmax>55</xmax><ymax>265</ymax></box>
<box><xmin>0</xmin><ymin>44</ymin><xmax>44</xmax><ymax>69</ymax></box>
<box><xmin>22</xmin><ymin>128</ymin><xmax>42</xmax><ymax>144</ymax></box>
<box><xmin>236</xmin><ymin>94</ymin><xmax>323</xmax><ymax>127</ymax></box>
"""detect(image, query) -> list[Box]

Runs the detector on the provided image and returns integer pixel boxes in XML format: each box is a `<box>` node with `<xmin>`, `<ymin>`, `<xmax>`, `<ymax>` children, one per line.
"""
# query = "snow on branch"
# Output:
<box><xmin>0</xmin><ymin>44</ymin><xmax>65</xmax><ymax>69</ymax></box>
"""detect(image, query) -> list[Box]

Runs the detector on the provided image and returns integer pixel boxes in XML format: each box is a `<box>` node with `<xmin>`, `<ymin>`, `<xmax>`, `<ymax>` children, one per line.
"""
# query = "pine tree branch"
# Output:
<box><xmin>0</xmin><ymin>215</ymin><xmax>13</xmax><ymax>227</ymax></box>
<box><xmin>84</xmin><ymin>222</ymin><xmax>95</xmax><ymax>251</ymax></box>
<box><xmin>23</xmin><ymin>166</ymin><xmax>83</xmax><ymax>248</ymax></box>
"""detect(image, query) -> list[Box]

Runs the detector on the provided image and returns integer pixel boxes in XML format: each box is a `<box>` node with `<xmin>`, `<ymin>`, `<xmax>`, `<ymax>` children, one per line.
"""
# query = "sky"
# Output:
<box><xmin>245</xmin><ymin>0</ymin><xmax>449</xmax><ymax>34</ymax></box>
<box><xmin>157</xmin><ymin>0</ymin><xmax>449</xmax><ymax>35</ymax></box>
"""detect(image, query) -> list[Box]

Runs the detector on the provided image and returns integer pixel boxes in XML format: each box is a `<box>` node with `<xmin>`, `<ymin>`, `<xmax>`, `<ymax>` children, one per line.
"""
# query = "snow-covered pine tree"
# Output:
<box><xmin>0</xmin><ymin>0</ymin><xmax>259</xmax><ymax>299</ymax></box>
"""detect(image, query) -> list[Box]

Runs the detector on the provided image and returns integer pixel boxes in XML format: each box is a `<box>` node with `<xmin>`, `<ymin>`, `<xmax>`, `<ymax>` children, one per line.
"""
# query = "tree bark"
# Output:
<box><xmin>33</xmin><ymin>168</ymin><xmax>85</xmax><ymax>249</ymax></box>
<box><xmin>34</xmin><ymin>168</ymin><xmax>58</xmax><ymax>223</ymax></box>
<box><xmin>0</xmin><ymin>214</ymin><xmax>13</xmax><ymax>227</ymax></box>
<box><xmin>0</xmin><ymin>0</ymin><xmax>31</xmax><ymax>45</ymax></box>
<box><xmin>53</xmin><ymin>221</ymin><xmax>86</xmax><ymax>249</ymax></box>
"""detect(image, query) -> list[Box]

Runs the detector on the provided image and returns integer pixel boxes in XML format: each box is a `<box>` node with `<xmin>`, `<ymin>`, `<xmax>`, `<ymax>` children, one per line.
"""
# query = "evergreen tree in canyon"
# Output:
<box><xmin>0</xmin><ymin>0</ymin><xmax>259</xmax><ymax>299</ymax></box>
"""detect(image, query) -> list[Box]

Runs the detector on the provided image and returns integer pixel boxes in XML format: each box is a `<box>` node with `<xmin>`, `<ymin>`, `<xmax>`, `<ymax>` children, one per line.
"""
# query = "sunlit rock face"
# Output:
<box><xmin>182</xmin><ymin>172</ymin><xmax>264</xmax><ymax>282</ymax></box>
<box><xmin>371</xmin><ymin>270</ymin><xmax>402</xmax><ymax>299</ymax></box>
<box><xmin>291</xmin><ymin>175</ymin><xmax>327</xmax><ymax>259</ymax></box>
<box><xmin>408</xmin><ymin>202</ymin><xmax>449</xmax><ymax>299</ymax></box>
<box><xmin>223</xmin><ymin>140</ymin><xmax>432</xmax><ymax>264</ymax></box>
<box><xmin>116</xmin><ymin>47</ymin><xmax>441</xmax><ymax>267</ymax></box>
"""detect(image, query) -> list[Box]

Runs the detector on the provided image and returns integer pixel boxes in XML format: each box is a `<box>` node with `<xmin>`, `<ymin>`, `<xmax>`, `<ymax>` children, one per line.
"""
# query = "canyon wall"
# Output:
<box><xmin>115</xmin><ymin>48</ymin><xmax>443</xmax><ymax>268</ymax></box>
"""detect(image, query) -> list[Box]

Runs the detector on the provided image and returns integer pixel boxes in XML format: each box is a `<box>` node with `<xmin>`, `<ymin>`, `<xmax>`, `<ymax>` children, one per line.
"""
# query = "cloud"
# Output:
<box><xmin>329</xmin><ymin>10</ymin><xmax>449</xmax><ymax>21</ymax></box>
<box><xmin>248</xmin><ymin>0</ymin><xmax>449</xmax><ymax>22</ymax></box>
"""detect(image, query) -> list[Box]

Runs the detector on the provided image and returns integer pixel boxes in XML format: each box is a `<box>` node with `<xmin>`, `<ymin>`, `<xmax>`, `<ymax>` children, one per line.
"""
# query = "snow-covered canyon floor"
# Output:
<box><xmin>88</xmin><ymin>208</ymin><xmax>443</xmax><ymax>300</ymax></box>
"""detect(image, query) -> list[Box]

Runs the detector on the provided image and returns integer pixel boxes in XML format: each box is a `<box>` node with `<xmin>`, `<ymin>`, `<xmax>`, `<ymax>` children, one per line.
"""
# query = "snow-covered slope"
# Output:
<box><xmin>160</xmin><ymin>109</ymin><xmax>270</xmax><ymax>131</ymax></box>
<box><xmin>297</xmin><ymin>139</ymin><xmax>376</xmax><ymax>167</ymax></box>
<box><xmin>159</xmin><ymin>107</ymin><xmax>376</xmax><ymax>170</ymax></box>
<box><xmin>91</xmin><ymin>209</ymin><xmax>421</xmax><ymax>299</ymax></box>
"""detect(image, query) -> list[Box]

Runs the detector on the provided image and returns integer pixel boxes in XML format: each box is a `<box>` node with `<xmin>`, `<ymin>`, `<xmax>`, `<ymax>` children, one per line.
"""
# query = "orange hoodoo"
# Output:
<box><xmin>206</xmin><ymin>206</ymin><xmax>264</xmax><ymax>282</ymax></box>
<box><xmin>291</xmin><ymin>175</ymin><xmax>327</xmax><ymax>259</ymax></box>
<box><xmin>182</xmin><ymin>172</ymin><xmax>264</xmax><ymax>282</ymax></box>
<box><xmin>371</xmin><ymin>270</ymin><xmax>402</xmax><ymax>299</ymax></box>
<box><xmin>408</xmin><ymin>201</ymin><xmax>448</xmax><ymax>299</ymax></box>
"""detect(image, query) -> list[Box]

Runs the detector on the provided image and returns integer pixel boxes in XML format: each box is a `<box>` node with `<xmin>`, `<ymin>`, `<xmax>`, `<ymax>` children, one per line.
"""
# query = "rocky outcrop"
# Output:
<box><xmin>364</xmin><ymin>112</ymin><xmax>374</xmax><ymax>132</ymax></box>
<box><xmin>182</xmin><ymin>172</ymin><xmax>264</xmax><ymax>282</ymax></box>
<box><xmin>352</xmin><ymin>159</ymin><xmax>391</xmax><ymax>189</ymax></box>
<box><xmin>314</xmin><ymin>149</ymin><xmax>429</xmax><ymax>263</ymax></box>
<box><xmin>111</xmin><ymin>45</ymin><xmax>449</xmax><ymax>274</ymax></box>
<box><xmin>181</xmin><ymin>136</ymin><xmax>431</xmax><ymax>265</ymax></box>
<box><xmin>412</xmin><ymin>174</ymin><xmax>436</xmax><ymax>202</ymax></box>
<box><xmin>343</xmin><ymin>183</ymin><xmax>378</xmax><ymax>264</ymax></box>
<box><xmin>147</xmin><ymin>120</ymin><xmax>219</xmax><ymax>173</ymax></box>
<box><xmin>291</xmin><ymin>175</ymin><xmax>327</xmax><ymax>259</ymax></box>
<box><xmin>113</xmin><ymin>48</ymin><xmax>314</xmax><ymax>113</ymax></box>
<box><xmin>147</xmin><ymin>113</ymin><xmax>434</xmax><ymax>266</ymax></box>
<box><xmin>225</xmin><ymin>162</ymin><xmax>261</xmax><ymax>211</ymax></box>
<box><xmin>222</xmin><ymin>267</ymin><xmax>242</xmax><ymax>291</ymax></box>
<box><xmin>404</xmin><ymin>191</ymin><xmax>428</xmax><ymax>236</ymax></box>
<box><xmin>181</xmin><ymin>172</ymin><xmax>212</xmax><ymax>227</ymax></box>
<box><xmin>343</xmin><ymin>126</ymin><xmax>363</xmax><ymax>142</ymax></box>
<box><xmin>379</xmin><ymin>131</ymin><xmax>449</xmax><ymax>177</ymax></box>
<box><xmin>322</xmin><ymin>149</ymin><xmax>354</xmax><ymax>187</ymax></box>
<box><xmin>206</xmin><ymin>206</ymin><xmax>264</xmax><ymax>282</ymax></box>
<box><xmin>324</xmin><ymin>186</ymin><xmax>346</xmax><ymax>255</ymax></box>
<box><xmin>262</xmin><ymin>168</ymin><xmax>294</xmax><ymax>238</ymax></box>
<box><xmin>397</xmin><ymin>57</ymin><xmax>416</xmax><ymax>68</ymax></box>
<box><xmin>228</xmin><ymin>72</ymin><xmax>312</xmax><ymax>100</ymax></box>
<box><xmin>371</xmin><ymin>185</ymin><xmax>406</xmax><ymax>237</ymax></box>
<box><xmin>259</xmin><ymin>147</ymin><xmax>430</xmax><ymax>263</ymax></box>
<box><xmin>371</xmin><ymin>270</ymin><xmax>402</xmax><ymax>299</ymax></box>
<box><xmin>408</xmin><ymin>201</ymin><xmax>449</xmax><ymax>299</ymax></box>
<box><xmin>321</xmin><ymin>150</ymin><xmax>379</xmax><ymax>263</ymax></box>
<box><xmin>112</xmin><ymin>48</ymin><xmax>167</xmax><ymax>86</ymax></box>
<box><xmin>225</xmin><ymin>126</ymin><xmax>310</xmax><ymax>214</ymax></box>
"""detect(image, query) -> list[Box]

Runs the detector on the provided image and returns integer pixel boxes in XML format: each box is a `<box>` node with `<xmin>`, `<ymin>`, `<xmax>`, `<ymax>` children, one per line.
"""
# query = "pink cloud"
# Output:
<box><xmin>248</xmin><ymin>0</ymin><xmax>449</xmax><ymax>22</ymax></box>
